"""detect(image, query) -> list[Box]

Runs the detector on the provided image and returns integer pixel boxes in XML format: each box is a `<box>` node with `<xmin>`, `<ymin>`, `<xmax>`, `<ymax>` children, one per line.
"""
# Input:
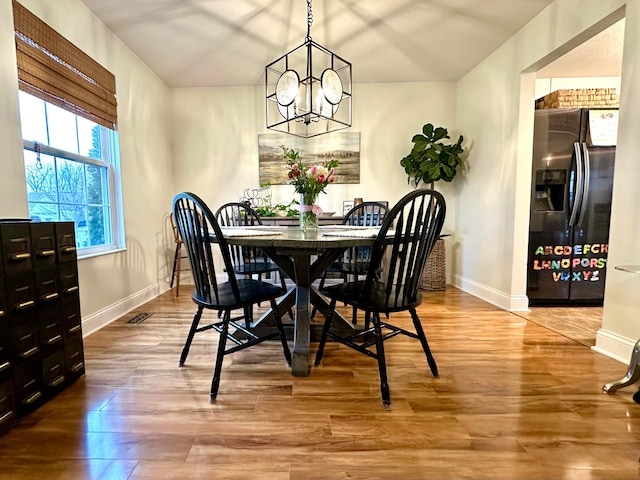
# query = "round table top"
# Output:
<box><xmin>221</xmin><ymin>225</ymin><xmax>379</xmax><ymax>250</ymax></box>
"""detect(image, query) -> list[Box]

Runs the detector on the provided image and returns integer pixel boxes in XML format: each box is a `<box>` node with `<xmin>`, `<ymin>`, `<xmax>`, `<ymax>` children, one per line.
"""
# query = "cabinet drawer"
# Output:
<box><xmin>65</xmin><ymin>340</ymin><xmax>85</xmax><ymax>380</ymax></box>
<box><xmin>11</xmin><ymin>316</ymin><xmax>40</xmax><ymax>362</ymax></box>
<box><xmin>13</xmin><ymin>360</ymin><xmax>43</xmax><ymax>410</ymax></box>
<box><xmin>58</xmin><ymin>263</ymin><xmax>80</xmax><ymax>307</ymax></box>
<box><xmin>38</xmin><ymin>314</ymin><xmax>63</xmax><ymax>357</ymax></box>
<box><xmin>42</xmin><ymin>350</ymin><xmax>66</xmax><ymax>394</ymax></box>
<box><xmin>31</xmin><ymin>223</ymin><xmax>56</xmax><ymax>268</ymax></box>
<box><xmin>0</xmin><ymin>224</ymin><xmax>32</xmax><ymax>275</ymax></box>
<box><xmin>35</xmin><ymin>267</ymin><xmax>60</xmax><ymax>304</ymax></box>
<box><xmin>0</xmin><ymin>321</ymin><xmax>11</xmax><ymax>381</ymax></box>
<box><xmin>55</xmin><ymin>222</ymin><xmax>77</xmax><ymax>264</ymax></box>
<box><xmin>61</xmin><ymin>309</ymin><xmax>82</xmax><ymax>342</ymax></box>
<box><xmin>6</xmin><ymin>272</ymin><xmax>36</xmax><ymax>316</ymax></box>
<box><xmin>0</xmin><ymin>275</ymin><xmax>6</xmax><ymax>321</ymax></box>
<box><xmin>0</xmin><ymin>379</ymin><xmax>16</xmax><ymax>435</ymax></box>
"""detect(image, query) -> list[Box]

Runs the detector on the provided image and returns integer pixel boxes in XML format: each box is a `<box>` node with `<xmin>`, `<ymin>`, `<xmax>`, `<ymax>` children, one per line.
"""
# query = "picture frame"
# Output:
<box><xmin>343</xmin><ymin>200</ymin><xmax>354</xmax><ymax>216</ymax></box>
<box><xmin>258</xmin><ymin>132</ymin><xmax>361</xmax><ymax>185</ymax></box>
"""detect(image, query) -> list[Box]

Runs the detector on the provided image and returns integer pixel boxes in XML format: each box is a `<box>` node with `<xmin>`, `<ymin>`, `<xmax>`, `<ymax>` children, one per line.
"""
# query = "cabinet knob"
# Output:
<box><xmin>37</xmin><ymin>249</ymin><xmax>56</xmax><ymax>258</ymax></box>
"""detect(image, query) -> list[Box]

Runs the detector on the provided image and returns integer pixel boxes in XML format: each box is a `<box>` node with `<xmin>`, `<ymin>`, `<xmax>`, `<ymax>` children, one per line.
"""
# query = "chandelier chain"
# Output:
<box><xmin>305</xmin><ymin>0</ymin><xmax>313</xmax><ymax>41</ymax></box>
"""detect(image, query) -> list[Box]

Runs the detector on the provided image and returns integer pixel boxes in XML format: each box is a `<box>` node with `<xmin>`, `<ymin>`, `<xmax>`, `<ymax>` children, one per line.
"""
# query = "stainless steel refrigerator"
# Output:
<box><xmin>527</xmin><ymin>107</ymin><xmax>617</xmax><ymax>305</ymax></box>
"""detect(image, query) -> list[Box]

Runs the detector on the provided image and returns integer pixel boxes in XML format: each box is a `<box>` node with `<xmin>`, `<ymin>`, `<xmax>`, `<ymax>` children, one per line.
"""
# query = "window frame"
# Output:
<box><xmin>21</xmin><ymin>124</ymin><xmax>125</xmax><ymax>258</ymax></box>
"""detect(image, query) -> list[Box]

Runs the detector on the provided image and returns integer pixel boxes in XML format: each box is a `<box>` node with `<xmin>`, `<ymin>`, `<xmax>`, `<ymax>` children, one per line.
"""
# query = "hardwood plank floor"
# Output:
<box><xmin>0</xmin><ymin>286</ymin><xmax>638</xmax><ymax>479</ymax></box>
<box><xmin>513</xmin><ymin>306</ymin><xmax>602</xmax><ymax>347</ymax></box>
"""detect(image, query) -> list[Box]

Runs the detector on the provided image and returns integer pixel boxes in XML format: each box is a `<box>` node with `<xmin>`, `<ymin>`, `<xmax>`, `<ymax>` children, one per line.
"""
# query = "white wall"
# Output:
<box><xmin>172</xmin><ymin>82</ymin><xmax>458</xmax><ymax>213</ymax></box>
<box><xmin>0</xmin><ymin>0</ymin><xmax>175</xmax><ymax>334</ymax></box>
<box><xmin>456</xmin><ymin>0</ymin><xmax>640</xmax><ymax>362</ymax></box>
<box><xmin>0</xmin><ymin>0</ymin><xmax>28</xmax><ymax>217</ymax></box>
<box><xmin>595</xmin><ymin>0</ymin><xmax>640</xmax><ymax>362</ymax></box>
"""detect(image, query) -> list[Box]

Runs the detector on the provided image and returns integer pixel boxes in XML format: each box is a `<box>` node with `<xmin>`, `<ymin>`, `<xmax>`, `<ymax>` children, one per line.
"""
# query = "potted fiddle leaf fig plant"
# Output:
<box><xmin>400</xmin><ymin>123</ymin><xmax>465</xmax><ymax>188</ymax></box>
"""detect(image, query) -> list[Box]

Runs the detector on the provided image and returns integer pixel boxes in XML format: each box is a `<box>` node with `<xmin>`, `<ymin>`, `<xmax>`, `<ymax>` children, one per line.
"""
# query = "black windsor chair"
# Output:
<box><xmin>215</xmin><ymin>202</ymin><xmax>291</xmax><ymax>321</ymax></box>
<box><xmin>312</xmin><ymin>201</ymin><xmax>388</xmax><ymax>325</ymax></box>
<box><xmin>172</xmin><ymin>193</ymin><xmax>291</xmax><ymax>402</ymax></box>
<box><xmin>314</xmin><ymin>189</ymin><xmax>446</xmax><ymax>409</ymax></box>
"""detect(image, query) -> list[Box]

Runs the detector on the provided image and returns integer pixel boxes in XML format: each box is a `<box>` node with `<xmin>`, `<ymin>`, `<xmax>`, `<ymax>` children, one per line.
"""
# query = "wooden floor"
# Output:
<box><xmin>1</xmin><ymin>286</ymin><xmax>638</xmax><ymax>479</ymax></box>
<box><xmin>513</xmin><ymin>306</ymin><xmax>603</xmax><ymax>347</ymax></box>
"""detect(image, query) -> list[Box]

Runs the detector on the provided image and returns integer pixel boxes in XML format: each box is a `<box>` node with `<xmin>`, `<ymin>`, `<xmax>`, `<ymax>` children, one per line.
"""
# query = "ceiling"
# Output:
<box><xmin>77</xmin><ymin>0</ymin><xmax>557</xmax><ymax>88</ymax></box>
<box><xmin>536</xmin><ymin>18</ymin><xmax>624</xmax><ymax>78</ymax></box>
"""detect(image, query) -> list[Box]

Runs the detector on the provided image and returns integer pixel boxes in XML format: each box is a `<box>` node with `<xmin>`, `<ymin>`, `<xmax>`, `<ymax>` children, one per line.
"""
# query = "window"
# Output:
<box><xmin>13</xmin><ymin>0</ymin><xmax>123</xmax><ymax>256</ymax></box>
<box><xmin>19</xmin><ymin>91</ymin><xmax>122</xmax><ymax>253</ymax></box>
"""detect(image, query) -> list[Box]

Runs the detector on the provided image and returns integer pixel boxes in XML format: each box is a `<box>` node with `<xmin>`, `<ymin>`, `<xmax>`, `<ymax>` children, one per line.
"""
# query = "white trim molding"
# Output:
<box><xmin>82</xmin><ymin>281</ymin><xmax>170</xmax><ymax>337</ymax></box>
<box><xmin>593</xmin><ymin>328</ymin><xmax>635</xmax><ymax>365</ymax></box>
<box><xmin>452</xmin><ymin>274</ymin><xmax>527</xmax><ymax>311</ymax></box>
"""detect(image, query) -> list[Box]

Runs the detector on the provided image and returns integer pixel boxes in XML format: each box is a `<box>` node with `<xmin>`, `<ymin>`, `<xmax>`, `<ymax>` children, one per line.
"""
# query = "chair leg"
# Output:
<box><xmin>270</xmin><ymin>297</ymin><xmax>292</xmax><ymax>366</ymax></box>
<box><xmin>179</xmin><ymin>305</ymin><xmax>203</xmax><ymax>366</ymax></box>
<box><xmin>372</xmin><ymin>312</ymin><xmax>391</xmax><ymax>409</ymax></box>
<box><xmin>175</xmin><ymin>246</ymin><xmax>182</xmax><ymax>297</ymax></box>
<box><xmin>243</xmin><ymin>305</ymin><xmax>253</xmax><ymax>329</ymax></box>
<box><xmin>210</xmin><ymin>310</ymin><xmax>230</xmax><ymax>402</ymax></box>
<box><xmin>351</xmin><ymin>275</ymin><xmax>359</xmax><ymax>324</ymax></box>
<box><xmin>314</xmin><ymin>298</ymin><xmax>337</xmax><ymax>366</ymax></box>
<box><xmin>170</xmin><ymin>243</ymin><xmax>180</xmax><ymax>288</ymax></box>
<box><xmin>311</xmin><ymin>271</ymin><xmax>329</xmax><ymax>320</ymax></box>
<box><xmin>410</xmin><ymin>308</ymin><xmax>438</xmax><ymax>377</ymax></box>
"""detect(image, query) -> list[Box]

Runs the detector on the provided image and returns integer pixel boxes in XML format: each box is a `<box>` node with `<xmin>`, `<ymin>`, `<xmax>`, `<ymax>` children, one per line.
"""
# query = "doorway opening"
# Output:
<box><xmin>522</xmin><ymin>18</ymin><xmax>625</xmax><ymax>346</ymax></box>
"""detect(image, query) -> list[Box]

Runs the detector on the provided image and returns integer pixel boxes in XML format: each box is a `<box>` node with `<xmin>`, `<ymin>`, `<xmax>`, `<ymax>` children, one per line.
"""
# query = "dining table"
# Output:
<box><xmin>220</xmin><ymin>225</ymin><xmax>381</xmax><ymax>376</ymax></box>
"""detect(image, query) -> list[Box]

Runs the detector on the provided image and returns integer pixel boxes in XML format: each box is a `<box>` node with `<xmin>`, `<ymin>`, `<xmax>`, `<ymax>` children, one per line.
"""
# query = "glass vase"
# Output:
<box><xmin>299</xmin><ymin>194</ymin><xmax>318</xmax><ymax>231</ymax></box>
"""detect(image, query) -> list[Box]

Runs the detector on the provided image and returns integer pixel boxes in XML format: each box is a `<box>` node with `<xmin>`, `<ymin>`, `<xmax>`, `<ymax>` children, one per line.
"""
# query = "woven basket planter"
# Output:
<box><xmin>420</xmin><ymin>238</ymin><xmax>446</xmax><ymax>291</ymax></box>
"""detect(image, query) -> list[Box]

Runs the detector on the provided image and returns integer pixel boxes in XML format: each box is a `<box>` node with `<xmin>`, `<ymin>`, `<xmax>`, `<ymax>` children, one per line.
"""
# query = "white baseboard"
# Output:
<box><xmin>593</xmin><ymin>328</ymin><xmax>635</xmax><ymax>365</ymax></box>
<box><xmin>82</xmin><ymin>282</ymin><xmax>170</xmax><ymax>337</ymax></box>
<box><xmin>451</xmin><ymin>274</ymin><xmax>528</xmax><ymax>311</ymax></box>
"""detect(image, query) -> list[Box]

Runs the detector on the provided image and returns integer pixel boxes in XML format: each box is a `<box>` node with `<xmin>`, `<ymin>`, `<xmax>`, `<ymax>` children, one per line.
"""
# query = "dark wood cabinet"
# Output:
<box><xmin>0</xmin><ymin>221</ymin><xmax>84</xmax><ymax>435</ymax></box>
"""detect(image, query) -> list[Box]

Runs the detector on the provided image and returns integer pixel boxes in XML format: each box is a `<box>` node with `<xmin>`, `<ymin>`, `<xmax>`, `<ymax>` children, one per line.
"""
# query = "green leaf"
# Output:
<box><xmin>432</xmin><ymin>127</ymin><xmax>449</xmax><ymax>142</ymax></box>
<box><xmin>422</xmin><ymin>123</ymin><xmax>434</xmax><ymax>137</ymax></box>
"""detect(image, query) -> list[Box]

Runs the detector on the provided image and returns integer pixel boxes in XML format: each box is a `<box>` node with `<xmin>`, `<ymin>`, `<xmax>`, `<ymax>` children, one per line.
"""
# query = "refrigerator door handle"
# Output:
<box><xmin>577</xmin><ymin>143</ymin><xmax>591</xmax><ymax>226</ymax></box>
<box><xmin>569</xmin><ymin>142</ymin><xmax>584</xmax><ymax>227</ymax></box>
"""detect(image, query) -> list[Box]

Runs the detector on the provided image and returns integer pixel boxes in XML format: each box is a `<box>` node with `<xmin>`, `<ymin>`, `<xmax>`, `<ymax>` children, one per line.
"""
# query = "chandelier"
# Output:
<box><xmin>265</xmin><ymin>0</ymin><xmax>352</xmax><ymax>138</ymax></box>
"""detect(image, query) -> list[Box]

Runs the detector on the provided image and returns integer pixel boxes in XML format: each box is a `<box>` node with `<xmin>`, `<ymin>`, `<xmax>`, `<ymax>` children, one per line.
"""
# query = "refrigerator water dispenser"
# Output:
<box><xmin>534</xmin><ymin>169</ymin><xmax>566</xmax><ymax>211</ymax></box>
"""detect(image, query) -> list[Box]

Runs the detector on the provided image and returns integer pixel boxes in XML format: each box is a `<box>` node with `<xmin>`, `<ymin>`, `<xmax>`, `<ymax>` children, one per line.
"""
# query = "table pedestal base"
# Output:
<box><xmin>603</xmin><ymin>338</ymin><xmax>640</xmax><ymax>397</ymax></box>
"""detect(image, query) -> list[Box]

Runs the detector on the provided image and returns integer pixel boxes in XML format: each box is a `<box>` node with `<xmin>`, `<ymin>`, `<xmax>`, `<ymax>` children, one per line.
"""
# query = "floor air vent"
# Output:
<box><xmin>126</xmin><ymin>312</ymin><xmax>153</xmax><ymax>324</ymax></box>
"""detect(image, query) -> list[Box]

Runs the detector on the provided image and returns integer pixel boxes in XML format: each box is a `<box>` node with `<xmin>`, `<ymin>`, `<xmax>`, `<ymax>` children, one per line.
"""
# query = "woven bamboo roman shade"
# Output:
<box><xmin>12</xmin><ymin>0</ymin><xmax>117</xmax><ymax>129</ymax></box>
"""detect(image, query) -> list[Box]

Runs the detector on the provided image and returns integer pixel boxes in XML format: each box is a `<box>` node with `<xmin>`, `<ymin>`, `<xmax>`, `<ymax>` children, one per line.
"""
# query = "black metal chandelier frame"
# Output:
<box><xmin>265</xmin><ymin>0</ymin><xmax>352</xmax><ymax>138</ymax></box>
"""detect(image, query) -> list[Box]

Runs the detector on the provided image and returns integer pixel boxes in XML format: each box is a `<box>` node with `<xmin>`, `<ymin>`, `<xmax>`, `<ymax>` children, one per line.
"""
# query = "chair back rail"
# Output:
<box><xmin>172</xmin><ymin>193</ymin><xmax>240</xmax><ymax>304</ymax></box>
<box><xmin>215</xmin><ymin>202</ymin><xmax>268</xmax><ymax>269</ymax></box>
<box><xmin>341</xmin><ymin>201</ymin><xmax>389</xmax><ymax>266</ymax></box>
<box><xmin>368</xmin><ymin>190</ymin><xmax>446</xmax><ymax>307</ymax></box>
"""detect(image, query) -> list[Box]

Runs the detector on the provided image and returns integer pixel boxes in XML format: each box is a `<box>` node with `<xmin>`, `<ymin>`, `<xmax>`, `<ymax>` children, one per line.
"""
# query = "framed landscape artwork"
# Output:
<box><xmin>258</xmin><ymin>132</ymin><xmax>360</xmax><ymax>185</ymax></box>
